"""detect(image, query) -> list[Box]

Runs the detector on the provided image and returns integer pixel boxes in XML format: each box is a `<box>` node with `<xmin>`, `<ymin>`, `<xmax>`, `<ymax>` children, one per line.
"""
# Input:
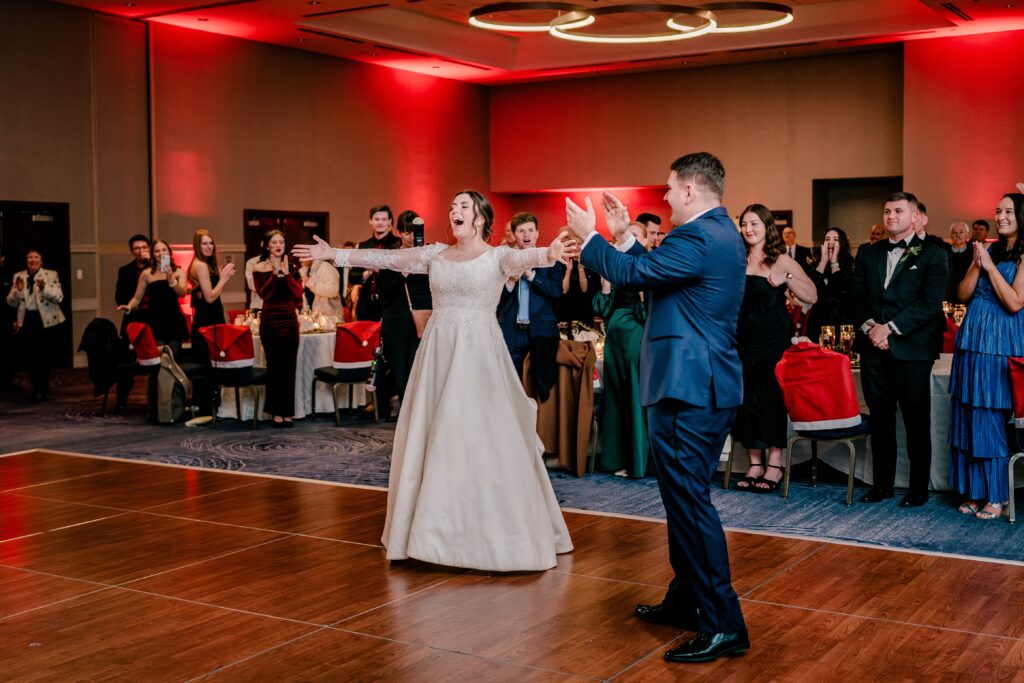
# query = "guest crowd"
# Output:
<box><xmin>5</xmin><ymin>185</ymin><xmax>1022</xmax><ymax>520</ymax></box>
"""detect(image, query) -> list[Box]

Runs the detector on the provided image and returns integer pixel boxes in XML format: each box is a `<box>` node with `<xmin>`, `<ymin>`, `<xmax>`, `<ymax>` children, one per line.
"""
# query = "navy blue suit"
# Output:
<box><xmin>581</xmin><ymin>206</ymin><xmax>746</xmax><ymax>633</ymax></box>
<box><xmin>497</xmin><ymin>261</ymin><xmax>565</xmax><ymax>376</ymax></box>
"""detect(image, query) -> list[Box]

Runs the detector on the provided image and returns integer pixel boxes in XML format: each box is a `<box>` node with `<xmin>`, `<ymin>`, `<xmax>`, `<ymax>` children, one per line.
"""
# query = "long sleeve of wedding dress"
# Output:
<box><xmin>496</xmin><ymin>246</ymin><xmax>556</xmax><ymax>278</ymax></box>
<box><xmin>333</xmin><ymin>243</ymin><xmax>447</xmax><ymax>273</ymax></box>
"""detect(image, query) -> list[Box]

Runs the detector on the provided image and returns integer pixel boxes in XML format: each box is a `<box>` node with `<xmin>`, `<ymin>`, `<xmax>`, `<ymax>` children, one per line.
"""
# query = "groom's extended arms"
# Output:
<box><xmin>581</xmin><ymin>228</ymin><xmax>706</xmax><ymax>290</ymax></box>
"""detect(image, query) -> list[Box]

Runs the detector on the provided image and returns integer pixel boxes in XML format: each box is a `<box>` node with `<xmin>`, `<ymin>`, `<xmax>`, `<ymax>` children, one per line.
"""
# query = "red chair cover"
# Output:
<box><xmin>333</xmin><ymin>321</ymin><xmax>381</xmax><ymax>369</ymax></box>
<box><xmin>1010</xmin><ymin>357</ymin><xmax>1024</xmax><ymax>428</ymax></box>
<box><xmin>198</xmin><ymin>324</ymin><xmax>256</xmax><ymax>368</ymax></box>
<box><xmin>942</xmin><ymin>318</ymin><xmax>958</xmax><ymax>354</ymax></box>
<box><xmin>126</xmin><ymin>322</ymin><xmax>160</xmax><ymax>366</ymax></box>
<box><xmin>774</xmin><ymin>341</ymin><xmax>861</xmax><ymax>431</ymax></box>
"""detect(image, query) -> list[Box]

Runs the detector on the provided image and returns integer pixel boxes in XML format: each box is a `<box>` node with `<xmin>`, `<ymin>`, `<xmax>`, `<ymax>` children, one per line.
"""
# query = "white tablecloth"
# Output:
<box><xmin>726</xmin><ymin>356</ymin><xmax>953</xmax><ymax>491</ymax></box>
<box><xmin>217</xmin><ymin>331</ymin><xmax>367</xmax><ymax>420</ymax></box>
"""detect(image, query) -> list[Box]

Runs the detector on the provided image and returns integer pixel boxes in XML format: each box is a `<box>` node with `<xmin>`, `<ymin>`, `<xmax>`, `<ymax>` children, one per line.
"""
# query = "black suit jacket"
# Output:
<box><xmin>497</xmin><ymin>261</ymin><xmax>565</xmax><ymax>345</ymax></box>
<box><xmin>352</xmin><ymin>233</ymin><xmax>401</xmax><ymax>321</ymax></box>
<box><xmin>115</xmin><ymin>260</ymin><xmax>145</xmax><ymax>307</ymax></box>
<box><xmin>851</xmin><ymin>235</ymin><xmax>949</xmax><ymax>360</ymax></box>
<box><xmin>946</xmin><ymin>248</ymin><xmax>974</xmax><ymax>304</ymax></box>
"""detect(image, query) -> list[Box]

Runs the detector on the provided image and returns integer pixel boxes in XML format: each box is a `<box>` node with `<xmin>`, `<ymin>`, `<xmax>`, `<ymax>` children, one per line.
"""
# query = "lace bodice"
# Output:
<box><xmin>333</xmin><ymin>243</ymin><xmax>553</xmax><ymax>315</ymax></box>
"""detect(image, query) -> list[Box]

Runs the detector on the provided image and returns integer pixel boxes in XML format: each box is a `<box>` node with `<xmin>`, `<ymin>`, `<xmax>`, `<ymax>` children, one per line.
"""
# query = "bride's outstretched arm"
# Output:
<box><xmin>498</xmin><ymin>231</ymin><xmax>576</xmax><ymax>278</ymax></box>
<box><xmin>293</xmin><ymin>236</ymin><xmax>443</xmax><ymax>274</ymax></box>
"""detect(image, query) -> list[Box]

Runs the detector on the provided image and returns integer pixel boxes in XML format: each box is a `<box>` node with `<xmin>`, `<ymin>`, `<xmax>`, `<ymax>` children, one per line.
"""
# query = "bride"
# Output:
<box><xmin>293</xmin><ymin>190</ymin><xmax>574</xmax><ymax>571</ymax></box>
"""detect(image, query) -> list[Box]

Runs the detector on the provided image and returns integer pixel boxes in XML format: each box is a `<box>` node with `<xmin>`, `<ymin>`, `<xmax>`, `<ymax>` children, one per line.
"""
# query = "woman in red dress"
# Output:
<box><xmin>252</xmin><ymin>230</ymin><xmax>303</xmax><ymax>427</ymax></box>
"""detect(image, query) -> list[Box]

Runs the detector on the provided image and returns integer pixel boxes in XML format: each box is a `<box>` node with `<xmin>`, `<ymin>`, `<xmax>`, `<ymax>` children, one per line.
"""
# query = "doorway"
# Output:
<box><xmin>242</xmin><ymin>209</ymin><xmax>329</xmax><ymax>308</ymax></box>
<box><xmin>0</xmin><ymin>201</ymin><xmax>73</xmax><ymax>367</ymax></box>
<box><xmin>812</xmin><ymin>177</ymin><xmax>903</xmax><ymax>248</ymax></box>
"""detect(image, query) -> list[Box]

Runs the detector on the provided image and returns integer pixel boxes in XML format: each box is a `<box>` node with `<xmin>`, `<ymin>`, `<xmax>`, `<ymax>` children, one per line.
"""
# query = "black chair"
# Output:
<box><xmin>197</xmin><ymin>324</ymin><xmax>267</xmax><ymax>430</ymax></box>
<box><xmin>78</xmin><ymin>318</ymin><xmax>138</xmax><ymax>415</ymax></box>
<box><xmin>1008</xmin><ymin>357</ymin><xmax>1024</xmax><ymax>523</ymax></box>
<box><xmin>311</xmin><ymin>322</ymin><xmax>380</xmax><ymax>425</ymax></box>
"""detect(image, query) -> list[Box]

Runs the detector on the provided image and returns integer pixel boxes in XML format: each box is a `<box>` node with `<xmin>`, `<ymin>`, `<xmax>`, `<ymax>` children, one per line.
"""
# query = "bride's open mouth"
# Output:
<box><xmin>452</xmin><ymin>216</ymin><xmax>465</xmax><ymax>227</ymax></box>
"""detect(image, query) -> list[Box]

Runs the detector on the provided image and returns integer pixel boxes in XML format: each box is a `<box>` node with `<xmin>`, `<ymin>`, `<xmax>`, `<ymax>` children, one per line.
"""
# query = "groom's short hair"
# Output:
<box><xmin>670</xmin><ymin>152</ymin><xmax>725</xmax><ymax>199</ymax></box>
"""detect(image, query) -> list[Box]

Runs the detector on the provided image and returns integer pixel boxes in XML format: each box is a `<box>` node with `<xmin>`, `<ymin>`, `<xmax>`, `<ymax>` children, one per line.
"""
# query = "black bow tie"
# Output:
<box><xmin>886</xmin><ymin>240</ymin><xmax>908</xmax><ymax>252</ymax></box>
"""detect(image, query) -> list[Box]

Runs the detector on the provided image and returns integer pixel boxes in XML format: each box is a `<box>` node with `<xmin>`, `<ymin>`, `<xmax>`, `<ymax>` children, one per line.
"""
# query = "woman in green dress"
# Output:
<box><xmin>592</xmin><ymin>222</ymin><xmax>650</xmax><ymax>477</ymax></box>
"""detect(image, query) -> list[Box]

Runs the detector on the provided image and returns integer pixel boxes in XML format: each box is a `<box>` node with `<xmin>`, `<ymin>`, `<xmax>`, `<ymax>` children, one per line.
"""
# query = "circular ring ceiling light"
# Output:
<box><xmin>469</xmin><ymin>2</ymin><xmax>593</xmax><ymax>32</ymax></box>
<box><xmin>694</xmin><ymin>2</ymin><xmax>793</xmax><ymax>33</ymax></box>
<box><xmin>550</xmin><ymin>4</ymin><xmax>716</xmax><ymax>44</ymax></box>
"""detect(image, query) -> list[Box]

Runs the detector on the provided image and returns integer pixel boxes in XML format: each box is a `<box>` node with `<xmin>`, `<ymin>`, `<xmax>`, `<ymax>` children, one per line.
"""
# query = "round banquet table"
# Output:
<box><xmin>216</xmin><ymin>331</ymin><xmax>367</xmax><ymax>421</ymax></box>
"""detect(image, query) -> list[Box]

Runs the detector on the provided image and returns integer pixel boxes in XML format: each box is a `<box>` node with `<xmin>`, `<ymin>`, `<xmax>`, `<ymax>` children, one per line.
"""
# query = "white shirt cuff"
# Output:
<box><xmin>860</xmin><ymin>319</ymin><xmax>876</xmax><ymax>334</ymax></box>
<box><xmin>614</xmin><ymin>235</ymin><xmax>637</xmax><ymax>252</ymax></box>
<box><xmin>581</xmin><ymin>232</ymin><xmax>601</xmax><ymax>250</ymax></box>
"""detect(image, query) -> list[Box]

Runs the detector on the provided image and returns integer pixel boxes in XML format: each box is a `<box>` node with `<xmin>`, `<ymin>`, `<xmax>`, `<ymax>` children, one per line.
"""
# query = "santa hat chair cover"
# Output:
<box><xmin>198</xmin><ymin>324</ymin><xmax>256</xmax><ymax>369</ymax></box>
<box><xmin>775</xmin><ymin>341</ymin><xmax>862</xmax><ymax>431</ymax></box>
<box><xmin>1010</xmin><ymin>357</ymin><xmax>1024</xmax><ymax>429</ymax></box>
<box><xmin>333</xmin><ymin>321</ymin><xmax>380</xmax><ymax>370</ymax></box>
<box><xmin>126</xmin><ymin>322</ymin><xmax>160</xmax><ymax>367</ymax></box>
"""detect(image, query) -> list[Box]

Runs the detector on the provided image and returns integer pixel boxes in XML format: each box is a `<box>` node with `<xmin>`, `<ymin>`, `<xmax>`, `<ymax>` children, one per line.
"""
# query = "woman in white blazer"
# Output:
<box><xmin>6</xmin><ymin>249</ymin><xmax>66</xmax><ymax>400</ymax></box>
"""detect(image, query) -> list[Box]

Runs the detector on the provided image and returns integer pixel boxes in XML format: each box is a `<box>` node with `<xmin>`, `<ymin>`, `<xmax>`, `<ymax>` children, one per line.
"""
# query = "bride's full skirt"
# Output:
<box><xmin>381</xmin><ymin>308</ymin><xmax>573</xmax><ymax>571</ymax></box>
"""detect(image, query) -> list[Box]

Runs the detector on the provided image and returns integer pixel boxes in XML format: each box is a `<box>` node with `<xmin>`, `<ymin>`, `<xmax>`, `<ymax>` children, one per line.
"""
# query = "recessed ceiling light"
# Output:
<box><xmin>198</xmin><ymin>17</ymin><xmax>209</xmax><ymax>21</ymax></box>
<box><xmin>309</xmin><ymin>1</ymin><xmax>322</xmax><ymax>5</ymax></box>
<box><xmin>123</xmin><ymin>2</ymin><xmax>136</xmax><ymax>6</ymax></box>
<box><xmin>297</xmin><ymin>37</ymin><xmax>307</xmax><ymax>42</ymax></box>
<box><xmin>432</xmin><ymin>66</ymin><xmax>440</xmax><ymax>69</ymax></box>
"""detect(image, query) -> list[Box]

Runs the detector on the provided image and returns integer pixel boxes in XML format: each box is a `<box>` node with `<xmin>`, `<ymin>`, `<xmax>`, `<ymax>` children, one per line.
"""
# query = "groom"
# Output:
<box><xmin>565</xmin><ymin>152</ymin><xmax>748</xmax><ymax>663</ymax></box>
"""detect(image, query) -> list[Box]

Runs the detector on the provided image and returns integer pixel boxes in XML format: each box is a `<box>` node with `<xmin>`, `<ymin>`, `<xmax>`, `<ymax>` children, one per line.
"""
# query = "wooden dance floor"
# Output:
<box><xmin>2</xmin><ymin>450</ymin><xmax>1023</xmax><ymax>681</ymax></box>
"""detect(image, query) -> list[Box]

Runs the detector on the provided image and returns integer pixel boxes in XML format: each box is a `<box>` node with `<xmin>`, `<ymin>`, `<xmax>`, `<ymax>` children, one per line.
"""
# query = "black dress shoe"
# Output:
<box><xmin>859</xmin><ymin>487</ymin><xmax>894</xmax><ymax>504</ymax></box>
<box><xmin>634</xmin><ymin>602</ymin><xmax>698</xmax><ymax>631</ymax></box>
<box><xmin>664</xmin><ymin>629</ymin><xmax>750</xmax><ymax>663</ymax></box>
<box><xmin>899</xmin><ymin>492</ymin><xmax>928</xmax><ymax>507</ymax></box>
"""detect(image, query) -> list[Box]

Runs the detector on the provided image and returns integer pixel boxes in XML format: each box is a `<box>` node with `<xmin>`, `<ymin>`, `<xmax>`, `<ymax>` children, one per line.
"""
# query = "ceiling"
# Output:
<box><xmin>52</xmin><ymin>0</ymin><xmax>1024</xmax><ymax>83</ymax></box>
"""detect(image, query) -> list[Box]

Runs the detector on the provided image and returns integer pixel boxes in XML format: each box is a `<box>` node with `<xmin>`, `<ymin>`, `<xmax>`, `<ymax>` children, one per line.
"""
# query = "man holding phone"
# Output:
<box><xmin>115</xmin><ymin>234</ymin><xmax>150</xmax><ymax>334</ymax></box>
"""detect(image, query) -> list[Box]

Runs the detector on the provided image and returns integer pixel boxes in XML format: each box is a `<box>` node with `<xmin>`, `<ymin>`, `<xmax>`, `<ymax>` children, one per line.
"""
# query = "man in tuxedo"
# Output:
<box><xmin>946</xmin><ymin>221</ymin><xmax>973</xmax><ymax>303</ymax></box>
<box><xmin>852</xmin><ymin>192</ymin><xmax>948</xmax><ymax>507</ymax></box>
<box><xmin>566</xmin><ymin>152</ymin><xmax>748</xmax><ymax>664</ymax></box>
<box><xmin>115</xmin><ymin>234</ymin><xmax>150</xmax><ymax>335</ymax></box>
<box><xmin>352</xmin><ymin>205</ymin><xmax>401</xmax><ymax>322</ymax></box>
<box><xmin>497</xmin><ymin>212</ymin><xmax>564</xmax><ymax>386</ymax></box>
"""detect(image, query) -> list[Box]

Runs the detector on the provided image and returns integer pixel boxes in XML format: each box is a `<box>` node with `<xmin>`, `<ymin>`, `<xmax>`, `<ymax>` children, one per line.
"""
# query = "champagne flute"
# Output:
<box><xmin>819</xmin><ymin>325</ymin><xmax>835</xmax><ymax>350</ymax></box>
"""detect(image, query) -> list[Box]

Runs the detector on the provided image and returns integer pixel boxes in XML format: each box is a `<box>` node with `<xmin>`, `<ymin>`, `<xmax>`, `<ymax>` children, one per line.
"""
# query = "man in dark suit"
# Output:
<box><xmin>497</xmin><ymin>212</ymin><xmax>564</xmax><ymax>386</ymax></box>
<box><xmin>781</xmin><ymin>225</ymin><xmax>813</xmax><ymax>275</ymax></box>
<box><xmin>352</xmin><ymin>204</ymin><xmax>401</xmax><ymax>322</ymax></box>
<box><xmin>115</xmin><ymin>234</ymin><xmax>150</xmax><ymax>335</ymax></box>
<box><xmin>566</xmin><ymin>152</ymin><xmax>748</xmax><ymax>664</ymax></box>
<box><xmin>852</xmin><ymin>191</ymin><xmax>949</xmax><ymax>507</ymax></box>
<box><xmin>946</xmin><ymin>221</ymin><xmax>973</xmax><ymax>303</ymax></box>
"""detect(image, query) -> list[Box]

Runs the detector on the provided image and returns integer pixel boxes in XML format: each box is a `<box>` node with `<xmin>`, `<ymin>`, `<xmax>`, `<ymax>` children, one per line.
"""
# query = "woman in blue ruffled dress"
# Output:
<box><xmin>949</xmin><ymin>192</ymin><xmax>1024</xmax><ymax>520</ymax></box>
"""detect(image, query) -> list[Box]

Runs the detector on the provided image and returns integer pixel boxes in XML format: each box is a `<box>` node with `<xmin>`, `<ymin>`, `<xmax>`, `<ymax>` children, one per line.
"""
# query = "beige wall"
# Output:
<box><xmin>904</xmin><ymin>30</ymin><xmax>1024</xmax><ymax>235</ymax></box>
<box><xmin>0</xmin><ymin>0</ymin><xmax>150</xmax><ymax>362</ymax></box>
<box><xmin>490</xmin><ymin>49</ymin><xmax>905</xmax><ymax>242</ymax></box>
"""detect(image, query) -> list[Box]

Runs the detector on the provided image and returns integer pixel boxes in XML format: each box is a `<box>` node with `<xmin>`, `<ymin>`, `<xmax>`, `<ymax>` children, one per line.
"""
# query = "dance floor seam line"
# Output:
<box><xmin>736</xmin><ymin>542</ymin><xmax>828</xmax><ymax>598</ymax></box>
<box><xmin>548</xmin><ymin>568</ymin><xmax>666</xmax><ymax>590</ymax></box>
<box><xmin>326</xmin><ymin>572</ymin><xmax>473</xmax><ymax>629</ymax></box>
<box><xmin>0</xmin><ymin>511</ymin><xmax>130</xmax><ymax>546</ymax></box>
<box><xmin>605</xmin><ymin>634</ymin><xmax>690</xmax><ymax>681</ymax></box>
<box><xmin>181</xmin><ymin>627</ymin><xmax>333</xmax><ymax>683</ymax></box>
<box><xmin>740</xmin><ymin>598</ymin><xmax>1024</xmax><ymax>642</ymax></box>
<box><xmin>327</xmin><ymin>627</ymin><xmax>609</xmax><ymax>681</ymax></box>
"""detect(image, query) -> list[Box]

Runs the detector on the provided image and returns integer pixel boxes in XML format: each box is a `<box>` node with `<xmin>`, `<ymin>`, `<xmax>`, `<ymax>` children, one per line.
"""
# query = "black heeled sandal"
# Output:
<box><xmin>735</xmin><ymin>463</ymin><xmax>765</xmax><ymax>492</ymax></box>
<box><xmin>754</xmin><ymin>464</ymin><xmax>785</xmax><ymax>493</ymax></box>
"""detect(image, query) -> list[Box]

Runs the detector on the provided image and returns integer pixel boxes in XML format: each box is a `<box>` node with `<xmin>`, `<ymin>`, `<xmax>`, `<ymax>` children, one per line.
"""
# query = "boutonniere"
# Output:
<box><xmin>898</xmin><ymin>245</ymin><xmax>922</xmax><ymax>264</ymax></box>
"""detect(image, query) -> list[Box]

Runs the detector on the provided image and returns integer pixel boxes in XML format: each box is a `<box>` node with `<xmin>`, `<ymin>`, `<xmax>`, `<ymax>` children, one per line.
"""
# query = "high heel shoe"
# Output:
<box><xmin>735</xmin><ymin>463</ymin><xmax>765</xmax><ymax>492</ymax></box>
<box><xmin>975</xmin><ymin>502</ymin><xmax>1006</xmax><ymax>520</ymax></box>
<box><xmin>754</xmin><ymin>464</ymin><xmax>785</xmax><ymax>493</ymax></box>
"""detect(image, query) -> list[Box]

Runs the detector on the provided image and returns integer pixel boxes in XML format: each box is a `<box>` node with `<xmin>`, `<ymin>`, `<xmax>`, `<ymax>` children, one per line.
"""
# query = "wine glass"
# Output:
<box><xmin>839</xmin><ymin>324</ymin><xmax>854</xmax><ymax>354</ymax></box>
<box><xmin>953</xmin><ymin>305</ymin><xmax>967</xmax><ymax>326</ymax></box>
<box><xmin>819</xmin><ymin>325</ymin><xmax>835</xmax><ymax>350</ymax></box>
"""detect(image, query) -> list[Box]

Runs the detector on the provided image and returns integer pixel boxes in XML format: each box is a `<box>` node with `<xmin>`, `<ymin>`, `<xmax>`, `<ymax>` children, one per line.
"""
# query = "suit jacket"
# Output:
<box><xmin>353</xmin><ymin>233</ymin><xmax>401</xmax><ymax>321</ymax></box>
<box><xmin>851</xmin><ymin>235</ymin><xmax>949</xmax><ymax>360</ymax></box>
<box><xmin>115</xmin><ymin>260</ymin><xmax>147</xmax><ymax>307</ymax></box>
<box><xmin>497</xmin><ymin>261</ymin><xmax>565</xmax><ymax>345</ymax></box>
<box><xmin>7</xmin><ymin>268</ymin><xmax>66</xmax><ymax>328</ymax></box>
<box><xmin>946</xmin><ymin>248</ymin><xmax>974</xmax><ymax>304</ymax></box>
<box><xmin>581</xmin><ymin>206</ymin><xmax>746</xmax><ymax>409</ymax></box>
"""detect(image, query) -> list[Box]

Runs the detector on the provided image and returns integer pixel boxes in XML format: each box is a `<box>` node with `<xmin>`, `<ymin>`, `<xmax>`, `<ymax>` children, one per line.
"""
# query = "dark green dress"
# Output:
<box><xmin>593</xmin><ymin>287</ymin><xmax>649</xmax><ymax>477</ymax></box>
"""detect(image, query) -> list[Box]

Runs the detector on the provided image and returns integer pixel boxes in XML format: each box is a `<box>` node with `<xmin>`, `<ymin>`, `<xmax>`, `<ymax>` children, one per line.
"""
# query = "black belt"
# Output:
<box><xmin>516</xmin><ymin>321</ymin><xmax>530</xmax><ymax>331</ymax></box>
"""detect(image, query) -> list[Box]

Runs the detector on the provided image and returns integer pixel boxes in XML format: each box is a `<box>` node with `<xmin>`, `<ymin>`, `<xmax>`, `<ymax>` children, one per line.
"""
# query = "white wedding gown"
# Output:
<box><xmin>333</xmin><ymin>243</ymin><xmax>573</xmax><ymax>571</ymax></box>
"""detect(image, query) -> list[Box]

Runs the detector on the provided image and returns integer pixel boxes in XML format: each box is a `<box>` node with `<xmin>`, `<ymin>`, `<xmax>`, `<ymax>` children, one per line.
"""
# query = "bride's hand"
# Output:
<box><xmin>292</xmin><ymin>235</ymin><xmax>336</xmax><ymax>262</ymax></box>
<box><xmin>548</xmin><ymin>230</ymin><xmax>577</xmax><ymax>266</ymax></box>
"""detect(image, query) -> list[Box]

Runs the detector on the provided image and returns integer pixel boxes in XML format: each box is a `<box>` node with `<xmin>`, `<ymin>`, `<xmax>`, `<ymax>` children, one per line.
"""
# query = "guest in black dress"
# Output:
<box><xmin>188</xmin><ymin>229</ymin><xmax>236</xmax><ymax>414</ymax></box>
<box><xmin>734</xmin><ymin>204</ymin><xmax>817</xmax><ymax>492</ymax></box>
<box><xmin>804</xmin><ymin>227</ymin><xmax>855</xmax><ymax>342</ymax></box>
<box><xmin>117</xmin><ymin>240</ymin><xmax>190</xmax><ymax>357</ymax></box>
<box><xmin>559</xmin><ymin>257</ymin><xmax>600</xmax><ymax>333</ymax></box>
<box><xmin>252</xmin><ymin>230</ymin><xmax>303</xmax><ymax>427</ymax></box>
<box><xmin>378</xmin><ymin>211</ymin><xmax>432</xmax><ymax>411</ymax></box>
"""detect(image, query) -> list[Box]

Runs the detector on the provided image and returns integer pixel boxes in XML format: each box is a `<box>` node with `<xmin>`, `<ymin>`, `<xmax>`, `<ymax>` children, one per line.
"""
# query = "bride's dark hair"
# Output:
<box><xmin>456</xmin><ymin>189</ymin><xmax>494</xmax><ymax>241</ymax></box>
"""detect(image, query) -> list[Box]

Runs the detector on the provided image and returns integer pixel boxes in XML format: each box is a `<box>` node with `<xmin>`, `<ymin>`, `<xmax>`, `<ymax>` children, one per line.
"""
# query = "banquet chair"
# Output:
<box><xmin>774</xmin><ymin>341</ymin><xmax>870</xmax><ymax>505</ymax></box>
<box><xmin>1008</xmin><ymin>357</ymin><xmax>1024</xmax><ymax>523</ymax></box>
<box><xmin>311</xmin><ymin>321</ymin><xmax>380</xmax><ymax>425</ymax></box>
<box><xmin>198</xmin><ymin>324</ymin><xmax>266</xmax><ymax>429</ymax></box>
<box><xmin>78</xmin><ymin>318</ymin><xmax>137</xmax><ymax>416</ymax></box>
